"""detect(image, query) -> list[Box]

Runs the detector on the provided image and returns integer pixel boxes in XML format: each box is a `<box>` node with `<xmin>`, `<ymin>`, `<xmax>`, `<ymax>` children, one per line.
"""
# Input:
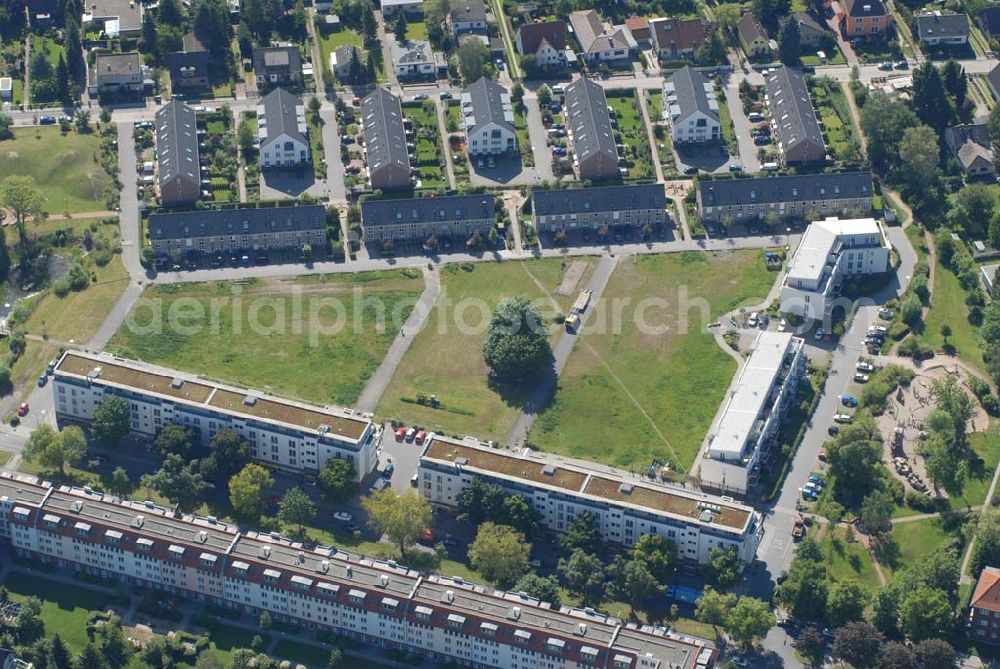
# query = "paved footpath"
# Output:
<box><xmin>354</xmin><ymin>266</ymin><xmax>442</xmax><ymax>414</ymax></box>
<box><xmin>506</xmin><ymin>254</ymin><xmax>619</xmax><ymax>447</ymax></box>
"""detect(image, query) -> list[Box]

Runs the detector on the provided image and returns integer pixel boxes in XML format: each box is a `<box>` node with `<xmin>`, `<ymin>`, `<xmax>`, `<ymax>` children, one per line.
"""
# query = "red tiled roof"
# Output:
<box><xmin>517</xmin><ymin>20</ymin><xmax>568</xmax><ymax>53</ymax></box>
<box><xmin>973</xmin><ymin>567</ymin><xmax>1000</xmax><ymax>613</ymax></box>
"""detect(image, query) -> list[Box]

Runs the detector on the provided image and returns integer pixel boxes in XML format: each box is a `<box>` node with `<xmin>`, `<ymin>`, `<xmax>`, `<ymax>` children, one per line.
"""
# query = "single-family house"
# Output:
<box><xmin>449</xmin><ymin>0</ymin><xmax>488</xmax><ymax>37</ymax></box>
<box><xmin>648</xmin><ymin>17</ymin><xmax>711</xmax><ymax>59</ymax></box>
<box><xmin>461</xmin><ymin>77</ymin><xmax>517</xmax><ymax>156</ymax></box>
<box><xmin>392</xmin><ymin>41</ymin><xmax>447</xmax><ymax>79</ymax></box>
<box><xmin>945</xmin><ymin>124</ymin><xmax>995</xmax><ymax>180</ymax></box>
<box><xmin>914</xmin><ymin>12</ymin><xmax>970</xmax><ymax>46</ymax></box>
<box><xmin>257</xmin><ymin>87</ymin><xmax>309</xmax><ymax>169</ymax></box>
<box><xmin>663</xmin><ymin>66</ymin><xmax>721</xmax><ymax>144</ymax></box>
<box><xmin>737</xmin><ymin>13</ymin><xmax>770</xmax><ymax>58</ymax></box>
<box><xmin>167</xmin><ymin>33</ymin><xmax>209</xmax><ymax>91</ymax></box>
<box><xmin>330</xmin><ymin>45</ymin><xmax>363</xmax><ymax>81</ymax></box>
<box><xmin>252</xmin><ymin>46</ymin><xmax>303</xmax><ymax>86</ymax></box>
<box><xmin>83</xmin><ymin>0</ymin><xmax>143</xmax><ymax>37</ymax></box>
<box><xmin>569</xmin><ymin>10</ymin><xmax>632</xmax><ymax>63</ymax></box>
<box><xmin>625</xmin><ymin>17</ymin><xmax>651</xmax><ymax>46</ymax></box>
<box><xmin>89</xmin><ymin>52</ymin><xmax>143</xmax><ymax>98</ymax></box>
<box><xmin>515</xmin><ymin>21</ymin><xmax>570</xmax><ymax>68</ymax></box>
<box><xmin>791</xmin><ymin>12</ymin><xmax>828</xmax><ymax>47</ymax></box>
<box><xmin>978</xmin><ymin>6</ymin><xmax>1000</xmax><ymax>38</ymax></box>
<box><xmin>27</xmin><ymin>0</ymin><xmax>57</xmax><ymax>26</ymax></box>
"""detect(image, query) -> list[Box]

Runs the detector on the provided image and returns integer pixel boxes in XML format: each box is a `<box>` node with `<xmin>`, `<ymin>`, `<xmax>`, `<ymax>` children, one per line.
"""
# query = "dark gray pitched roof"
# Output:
<box><xmin>259</xmin><ymin>87</ymin><xmax>306</xmax><ymax>150</ymax></box>
<box><xmin>989</xmin><ymin>63</ymin><xmax>1000</xmax><ymax>97</ymax></box>
<box><xmin>96</xmin><ymin>52</ymin><xmax>141</xmax><ymax>77</ymax></box>
<box><xmin>738</xmin><ymin>12</ymin><xmax>766</xmax><ymax>44</ymax></box>
<box><xmin>915</xmin><ymin>12</ymin><xmax>969</xmax><ymax>39</ymax></box>
<box><xmin>844</xmin><ymin>0</ymin><xmax>887</xmax><ymax>18</ymax></box>
<box><xmin>564</xmin><ymin>77</ymin><xmax>617</xmax><ymax>165</ymax></box>
<box><xmin>532</xmin><ymin>184</ymin><xmax>666</xmax><ymax>216</ymax></box>
<box><xmin>463</xmin><ymin>77</ymin><xmax>514</xmax><ymax>135</ymax></box>
<box><xmin>697</xmin><ymin>172</ymin><xmax>873</xmax><ymax>207</ymax></box>
<box><xmin>149</xmin><ymin>205</ymin><xmax>326</xmax><ymax>241</ymax></box>
<box><xmin>155</xmin><ymin>101</ymin><xmax>200</xmax><ymax>192</ymax></box>
<box><xmin>945</xmin><ymin>123</ymin><xmax>989</xmax><ymax>151</ymax></box>
<box><xmin>764</xmin><ymin>66</ymin><xmax>825</xmax><ymax>156</ymax></box>
<box><xmin>791</xmin><ymin>11</ymin><xmax>826</xmax><ymax>36</ymax></box>
<box><xmin>517</xmin><ymin>21</ymin><xmax>568</xmax><ymax>53</ymax></box>
<box><xmin>664</xmin><ymin>66</ymin><xmax>718</xmax><ymax>124</ymax></box>
<box><xmin>252</xmin><ymin>46</ymin><xmax>302</xmax><ymax>76</ymax></box>
<box><xmin>361</xmin><ymin>88</ymin><xmax>411</xmax><ymax>176</ymax></box>
<box><xmin>450</xmin><ymin>0</ymin><xmax>487</xmax><ymax>23</ymax></box>
<box><xmin>361</xmin><ymin>194</ymin><xmax>496</xmax><ymax>226</ymax></box>
<box><xmin>979</xmin><ymin>6</ymin><xmax>1000</xmax><ymax>35</ymax></box>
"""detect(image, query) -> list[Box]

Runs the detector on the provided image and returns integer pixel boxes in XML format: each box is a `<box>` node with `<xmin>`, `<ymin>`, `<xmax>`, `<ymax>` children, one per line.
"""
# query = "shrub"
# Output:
<box><xmin>905</xmin><ymin>491</ymin><xmax>936</xmax><ymax>512</ymax></box>
<box><xmin>51</xmin><ymin>279</ymin><xmax>71</xmax><ymax>297</ymax></box>
<box><xmin>898</xmin><ymin>337</ymin><xmax>934</xmax><ymax>360</ymax></box>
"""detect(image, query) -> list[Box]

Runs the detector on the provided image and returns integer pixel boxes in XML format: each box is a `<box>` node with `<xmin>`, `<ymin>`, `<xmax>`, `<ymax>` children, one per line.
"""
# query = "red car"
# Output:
<box><xmin>395</xmin><ymin>426</ymin><xmax>406</xmax><ymax>442</ymax></box>
<box><xmin>17</xmin><ymin>403</ymin><xmax>28</xmax><ymax>417</ymax></box>
<box><xmin>415</xmin><ymin>429</ymin><xmax>427</xmax><ymax>445</ymax></box>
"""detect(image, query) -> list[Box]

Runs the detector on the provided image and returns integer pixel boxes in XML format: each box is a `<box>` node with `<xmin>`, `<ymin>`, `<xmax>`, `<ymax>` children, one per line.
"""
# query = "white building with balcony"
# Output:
<box><xmin>779</xmin><ymin>217</ymin><xmax>891</xmax><ymax>321</ymax></box>
<box><xmin>699</xmin><ymin>331</ymin><xmax>806</xmax><ymax>496</ymax></box>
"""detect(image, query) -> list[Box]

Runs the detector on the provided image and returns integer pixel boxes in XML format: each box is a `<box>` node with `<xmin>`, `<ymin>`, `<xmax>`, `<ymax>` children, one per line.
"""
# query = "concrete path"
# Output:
<box><xmin>116</xmin><ymin>122</ymin><xmax>144</xmax><ymax>278</ymax></box>
<box><xmin>354</xmin><ymin>266</ymin><xmax>441</xmax><ymax>414</ymax></box>
<box><xmin>724</xmin><ymin>77</ymin><xmax>761</xmax><ymax>172</ymax></box>
<box><xmin>321</xmin><ymin>107</ymin><xmax>346</xmax><ymax>204</ymax></box>
<box><xmin>434</xmin><ymin>99</ymin><xmax>457</xmax><ymax>190</ymax></box>
<box><xmin>505</xmin><ymin>254</ymin><xmax>618</xmax><ymax>446</ymax></box>
<box><xmin>637</xmin><ymin>89</ymin><xmax>666</xmax><ymax>183</ymax></box>
<box><xmin>523</xmin><ymin>95</ymin><xmax>555</xmax><ymax>182</ymax></box>
<box><xmin>87</xmin><ymin>281</ymin><xmax>146</xmax><ymax>351</ymax></box>
<box><xmin>376</xmin><ymin>11</ymin><xmax>400</xmax><ymax>90</ymax></box>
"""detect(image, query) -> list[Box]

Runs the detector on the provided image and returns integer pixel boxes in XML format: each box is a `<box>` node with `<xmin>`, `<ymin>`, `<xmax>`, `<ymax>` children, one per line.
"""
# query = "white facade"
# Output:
<box><xmin>0</xmin><ymin>471</ymin><xmax>715</xmax><ymax>669</ymax></box>
<box><xmin>466</xmin><ymin>121</ymin><xmax>517</xmax><ymax>155</ymax></box>
<box><xmin>259</xmin><ymin>132</ymin><xmax>309</xmax><ymax>168</ymax></box>
<box><xmin>52</xmin><ymin>351</ymin><xmax>377</xmax><ymax>480</ymax></box>
<box><xmin>419</xmin><ymin>436</ymin><xmax>763</xmax><ymax>565</ymax></box>
<box><xmin>700</xmin><ymin>332</ymin><xmax>806</xmax><ymax>495</ymax></box>
<box><xmin>780</xmin><ymin>217</ymin><xmax>891</xmax><ymax>321</ymax></box>
<box><xmin>668</xmin><ymin>108</ymin><xmax>720</xmax><ymax>144</ymax></box>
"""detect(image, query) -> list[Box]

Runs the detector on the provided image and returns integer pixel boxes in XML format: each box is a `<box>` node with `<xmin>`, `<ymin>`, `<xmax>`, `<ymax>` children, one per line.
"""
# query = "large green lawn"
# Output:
<box><xmin>108</xmin><ymin>271</ymin><xmax>422</xmax><ymax>406</ymax></box>
<box><xmin>923</xmin><ymin>259</ymin><xmax>983</xmax><ymax>372</ymax></box>
<box><xmin>378</xmin><ymin>259</ymin><xmax>593</xmax><ymax>439</ymax></box>
<box><xmin>882</xmin><ymin>514</ymin><xmax>967</xmax><ymax>577</ymax></box>
<box><xmin>816</xmin><ymin>525</ymin><xmax>882</xmax><ymax>595</ymax></box>
<box><xmin>530</xmin><ymin>250</ymin><xmax>778</xmax><ymax>472</ymax></box>
<box><xmin>0</xmin><ymin>127</ymin><xmax>112</xmax><ymax>213</ymax></box>
<box><xmin>4</xmin><ymin>572</ymin><xmax>113</xmax><ymax>651</ymax></box>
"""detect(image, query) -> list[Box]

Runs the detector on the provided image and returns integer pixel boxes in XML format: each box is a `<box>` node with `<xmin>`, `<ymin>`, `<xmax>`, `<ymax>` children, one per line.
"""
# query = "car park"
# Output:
<box><xmin>333</xmin><ymin>512</ymin><xmax>352</xmax><ymax>522</ymax></box>
<box><xmin>854</xmin><ymin>373</ymin><xmax>870</xmax><ymax>383</ymax></box>
<box><xmin>834</xmin><ymin>413</ymin><xmax>852</xmax><ymax>424</ymax></box>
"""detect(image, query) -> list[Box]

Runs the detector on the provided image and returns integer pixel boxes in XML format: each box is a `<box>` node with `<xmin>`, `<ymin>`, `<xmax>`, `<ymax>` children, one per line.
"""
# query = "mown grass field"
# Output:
<box><xmin>378</xmin><ymin>259</ymin><xmax>593</xmax><ymax>439</ymax></box>
<box><xmin>816</xmin><ymin>524</ymin><xmax>882</xmax><ymax>595</ymax></box>
<box><xmin>882</xmin><ymin>513</ymin><xmax>967</xmax><ymax>578</ymax></box>
<box><xmin>0</xmin><ymin>127</ymin><xmax>112</xmax><ymax>213</ymax></box>
<box><xmin>4</xmin><ymin>571</ymin><xmax>112</xmax><ymax>651</ymax></box>
<box><xmin>923</xmin><ymin>260</ymin><xmax>983</xmax><ymax>372</ymax></box>
<box><xmin>108</xmin><ymin>271</ymin><xmax>422</xmax><ymax>406</ymax></box>
<box><xmin>530</xmin><ymin>250</ymin><xmax>778</xmax><ymax>472</ymax></box>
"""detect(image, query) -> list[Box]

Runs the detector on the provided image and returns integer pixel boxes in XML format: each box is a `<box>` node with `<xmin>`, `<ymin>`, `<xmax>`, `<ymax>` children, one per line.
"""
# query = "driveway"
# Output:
<box><xmin>725</xmin><ymin>74</ymin><xmax>762</xmax><ymax>172</ymax></box>
<box><xmin>259</xmin><ymin>167</ymin><xmax>325</xmax><ymax>199</ymax></box>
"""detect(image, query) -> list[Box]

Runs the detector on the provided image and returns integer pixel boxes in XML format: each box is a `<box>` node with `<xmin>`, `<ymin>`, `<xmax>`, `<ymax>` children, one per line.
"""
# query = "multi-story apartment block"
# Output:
<box><xmin>0</xmin><ymin>471</ymin><xmax>717</xmax><ymax>669</ymax></box>
<box><xmin>563</xmin><ymin>77</ymin><xmax>619</xmax><ymax>181</ymax></box>
<box><xmin>532</xmin><ymin>184</ymin><xmax>667</xmax><ymax>232</ymax></box>
<box><xmin>699</xmin><ymin>332</ymin><xmax>806</xmax><ymax>496</ymax></box>
<box><xmin>779</xmin><ymin>217</ymin><xmax>891</xmax><ymax>321</ymax></box>
<box><xmin>461</xmin><ymin>77</ymin><xmax>517</xmax><ymax>156</ymax></box>
<box><xmin>53</xmin><ymin>351</ymin><xmax>376</xmax><ymax>480</ymax></box>
<box><xmin>361</xmin><ymin>88</ymin><xmax>412</xmax><ymax>192</ymax></box>
<box><xmin>765</xmin><ymin>66</ymin><xmax>826</xmax><ymax>166</ymax></box>
<box><xmin>258</xmin><ymin>87</ymin><xmax>310</xmax><ymax>169</ymax></box>
<box><xmin>419</xmin><ymin>435</ymin><xmax>763</xmax><ymax>565</ymax></box>
<box><xmin>970</xmin><ymin>567</ymin><xmax>1000</xmax><ymax>645</ymax></box>
<box><xmin>840</xmin><ymin>0</ymin><xmax>892</xmax><ymax>38</ymax></box>
<box><xmin>360</xmin><ymin>194</ymin><xmax>496</xmax><ymax>242</ymax></box>
<box><xmin>663</xmin><ymin>66</ymin><xmax>721</xmax><ymax>145</ymax></box>
<box><xmin>155</xmin><ymin>100</ymin><xmax>201</xmax><ymax>207</ymax></box>
<box><xmin>147</xmin><ymin>204</ymin><xmax>327</xmax><ymax>256</ymax></box>
<box><xmin>696</xmin><ymin>172</ymin><xmax>874</xmax><ymax>224</ymax></box>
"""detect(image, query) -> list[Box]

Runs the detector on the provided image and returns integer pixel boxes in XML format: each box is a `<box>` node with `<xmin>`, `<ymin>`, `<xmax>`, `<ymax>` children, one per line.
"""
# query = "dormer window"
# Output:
<box><xmin>200</xmin><ymin>553</ymin><xmax>217</xmax><ymax>568</ymax></box>
<box><xmin>74</xmin><ymin>522</ymin><xmax>91</xmax><ymax>537</ymax></box>
<box><xmin>348</xmin><ymin>589</ymin><xmax>366</xmax><ymax>605</ymax></box>
<box><xmin>546</xmin><ymin>638</ymin><xmax>565</xmax><ymax>654</ymax></box>
<box><xmin>105</xmin><ymin>529</ymin><xmax>123</xmax><ymax>545</ymax></box>
<box><xmin>480</xmin><ymin>622</ymin><xmax>498</xmax><ymax>636</ymax></box>
<box><xmin>168</xmin><ymin>545</ymin><xmax>185</xmax><ymax>560</ymax></box>
<box><xmin>137</xmin><ymin>538</ymin><xmax>153</xmax><ymax>552</ymax></box>
<box><xmin>232</xmin><ymin>560</ymin><xmax>249</xmax><ymax>576</ymax></box>
<box><xmin>263</xmin><ymin>569</ymin><xmax>281</xmax><ymax>584</ymax></box>
<box><xmin>382</xmin><ymin>597</ymin><xmax>399</xmax><ymax>611</ymax></box>
<box><xmin>415</xmin><ymin>606</ymin><xmax>433</xmax><ymax>621</ymax></box>
<box><xmin>447</xmin><ymin>613</ymin><xmax>465</xmax><ymax>629</ymax></box>
<box><xmin>291</xmin><ymin>575</ymin><xmax>313</xmax><ymax>590</ymax></box>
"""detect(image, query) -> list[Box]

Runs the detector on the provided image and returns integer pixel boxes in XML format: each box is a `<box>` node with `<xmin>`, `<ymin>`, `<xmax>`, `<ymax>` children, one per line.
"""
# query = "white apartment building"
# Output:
<box><xmin>52</xmin><ymin>351</ymin><xmax>377</xmax><ymax>480</ymax></box>
<box><xmin>779</xmin><ymin>217</ymin><xmax>891</xmax><ymax>321</ymax></box>
<box><xmin>0</xmin><ymin>471</ymin><xmax>717</xmax><ymax>669</ymax></box>
<box><xmin>419</xmin><ymin>436</ymin><xmax>763</xmax><ymax>565</ymax></box>
<box><xmin>700</xmin><ymin>332</ymin><xmax>806</xmax><ymax>496</ymax></box>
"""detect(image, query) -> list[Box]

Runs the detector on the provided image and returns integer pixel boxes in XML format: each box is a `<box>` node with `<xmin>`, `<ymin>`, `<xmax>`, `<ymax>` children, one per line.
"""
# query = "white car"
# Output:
<box><xmin>778</xmin><ymin>318</ymin><xmax>787</xmax><ymax>332</ymax></box>
<box><xmin>854</xmin><ymin>373</ymin><xmax>870</xmax><ymax>383</ymax></box>
<box><xmin>834</xmin><ymin>414</ymin><xmax>853</xmax><ymax>424</ymax></box>
<box><xmin>747</xmin><ymin>312</ymin><xmax>758</xmax><ymax>328</ymax></box>
<box><xmin>868</xmin><ymin>325</ymin><xmax>887</xmax><ymax>335</ymax></box>
<box><xmin>814</xmin><ymin>328</ymin><xmax>825</xmax><ymax>341</ymax></box>
<box><xmin>857</xmin><ymin>361</ymin><xmax>874</xmax><ymax>373</ymax></box>
<box><xmin>333</xmin><ymin>512</ymin><xmax>353</xmax><ymax>523</ymax></box>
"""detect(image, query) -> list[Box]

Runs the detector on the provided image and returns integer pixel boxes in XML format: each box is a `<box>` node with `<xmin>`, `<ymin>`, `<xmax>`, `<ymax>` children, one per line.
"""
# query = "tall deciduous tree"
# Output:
<box><xmin>318</xmin><ymin>457</ymin><xmax>356</xmax><ymax>503</ymax></box>
<box><xmin>467</xmin><ymin>522</ymin><xmax>531</xmax><ymax>589</ymax></box>
<box><xmin>724</xmin><ymin>597</ymin><xmax>774</xmax><ymax>649</ymax></box>
<box><xmin>278</xmin><ymin>487</ymin><xmax>317</xmax><ymax>534</ymax></box>
<box><xmin>141</xmin><ymin>454</ymin><xmax>211</xmax><ymax>512</ymax></box>
<box><xmin>912</xmin><ymin>62</ymin><xmax>953</xmax><ymax>132</ymax></box>
<box><xmin>228</xmin><ymin>463</ymin><xmax>274</xmax><ymax>519</ymax></box>
<box><xmin>861</xmin><ymin>94</ymin><xmax>919</xmax><ymax>172</ymax></box>
<box><xmin>362</xmin><ymin>488</ymin><xmax>432</xmax><ymax>557</ymax></box>
<box><xmin>557</xmin><ymin>549</ymin><xmax>605</xmax><ymax>605</ymax></box>
<box><xmin>832</xmin><ymin>622</ymin><xmax>883</xmax><ymax>669</ymax></box>
<box><xmin>695</xmin><ymin>587</ymin><xmax>736</xmax><ymax>626</ymax></box>
<box><xmin>0</xmin><ymin>175</ymin><xmax>45</xmax><ymax>259</ymax></box>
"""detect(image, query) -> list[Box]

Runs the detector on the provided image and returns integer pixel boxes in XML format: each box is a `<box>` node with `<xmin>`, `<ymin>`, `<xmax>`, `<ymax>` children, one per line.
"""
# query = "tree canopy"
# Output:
<box><xmin>482</xmin><ymin>297</ymin><xmax>552</xmax><ymax>383</ymax></box>
<box><xmin>362</xmin><ymin>488</ymin><xmax>432</xmax><ymax>557</ymax></box>
<box><xmin>467</xmin><ymin>522</ymin><xmax>531</xmax><ymax>589</ymax></box>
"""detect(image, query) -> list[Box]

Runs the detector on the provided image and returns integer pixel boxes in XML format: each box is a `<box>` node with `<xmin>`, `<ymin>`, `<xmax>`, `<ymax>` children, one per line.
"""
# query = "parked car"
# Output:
<box><xmin>879</xmin><ymin>308</ymin><xmax>895</xmax><ymax>320</ymax></box>
<box><xmin>333</xmin><ymin>512</ymin><xmax>352</xmax><ymax>522</ymax></box>
<box><xmin>728</xmin><ymin>162</ymin><xmax>742</xmax><ymax>172</ymax></box>
<box><xmin>37</xmin><ymin>374</ymin><xmax>47</xmax><ymax>387</ymax></box>
<box><xmin>809</xmin><ymin>475</ymin><xmax>826</xmax><ymax>486</ymax></box>
<box><xmin>827</xmin><ymin>426</ymin><xmax>839</xmax><ymax>436</ymax></box>
<box><xmin>748</xmin><ymin>112</ymin><xmax>764</xmax><ymax>122</ymax></box>
<box><xmin>383</xmin><ymin>462</ymin><xmax>395</xmax><ymax>477</ymax></box>
<box><xmin>17</xmin><ymin>403</ymin><xmax>28</xmax><ymax>417</ymax></box>
<box><xmin>683</xmin><ymin>166</ymin><xmax>699</xmax><ymax>175</ymax></box>
<box><xmin>778</xmin><ymin>318</ymin><xmax>787</xmax><ymax>332</ymax></box>
<box><xmin>415</xmin><ymin>429</ymin><xmax>427</xmax><ymax>445</ymax></box>
<box><xmin>341</xmin><ymin>135</ymin><xmax>355</xmax><ymax>144</ymax></box>
<box><xmin>857</xmin><ymin>361</ymin><xmax>874</xmax><ymax>372</ymax></box>
<box><xmin>412</xmin><ymin>94</ymin><xmax>429</xmax><ymax>101</ymax></box>
<box><xmin>818</xmin><ymin>450</ymin><xmax>828</xmax><ymax>461</ymax></box>
<box><xmin>894</xmin><ymin>60</ymin><xmax>909</xmax><ymax>69</ymax></box>
<box><xmin>552</xmin><ymin>146</ymin><xmax>567</xmax><ymax>156</ymax></box>
<box><xmin>39</xmin><ymin>116</ymin><xmax>57</xmax><ymax>125</ymax></box>
<box><xmin>394</xmin><ymin>426</ymin><xmax>406</xmax><ymax>441</ymax></box>
<box><xmin>878</xmin><ymin>61</ymin><xmax>893</xmax><ymax>70</ymax></box>
<box><xmin>814</xmin><ymin>328</ymin><xmax>825</xmax><ymax>340</ymax></box>
<box><xmin>405</xmin><ymin>427</ymin><xmax>416</xmax><ymax>442</ymax></box>
<box><xmin>854</xmin><ymin>373</ymin><xmax>870</xmax><ymax>383</ymax></box>
<box><xmin>438</xmin><ymin>91</ymin><xmax>453</xmax><ymax>100</ymax></box>
<box><xmin>834</xmin><ymin>413</ymin><xmax>853</xmax><ymax>424</ymax></box>
<box><xmin>747</xmin><ymin>312</ymin><xmax>759</xmax><ymax>328</ymax></box>
<box><xmin>841</xmin><ymin>395</ymin><xmax>858</xmax><ymax>407</ymax></box>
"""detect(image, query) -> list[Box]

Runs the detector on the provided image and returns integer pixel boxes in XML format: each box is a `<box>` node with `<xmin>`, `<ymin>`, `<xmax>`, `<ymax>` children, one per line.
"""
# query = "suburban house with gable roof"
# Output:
<box><xmin>515</xmin><ymin>21</ymin><xmax>570</xmax><ymax>68</ymax></box>
<box><xmin>649</xmin><ymin>17</ymin><xmax>711</xmax><ymax>59</ymax></box>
